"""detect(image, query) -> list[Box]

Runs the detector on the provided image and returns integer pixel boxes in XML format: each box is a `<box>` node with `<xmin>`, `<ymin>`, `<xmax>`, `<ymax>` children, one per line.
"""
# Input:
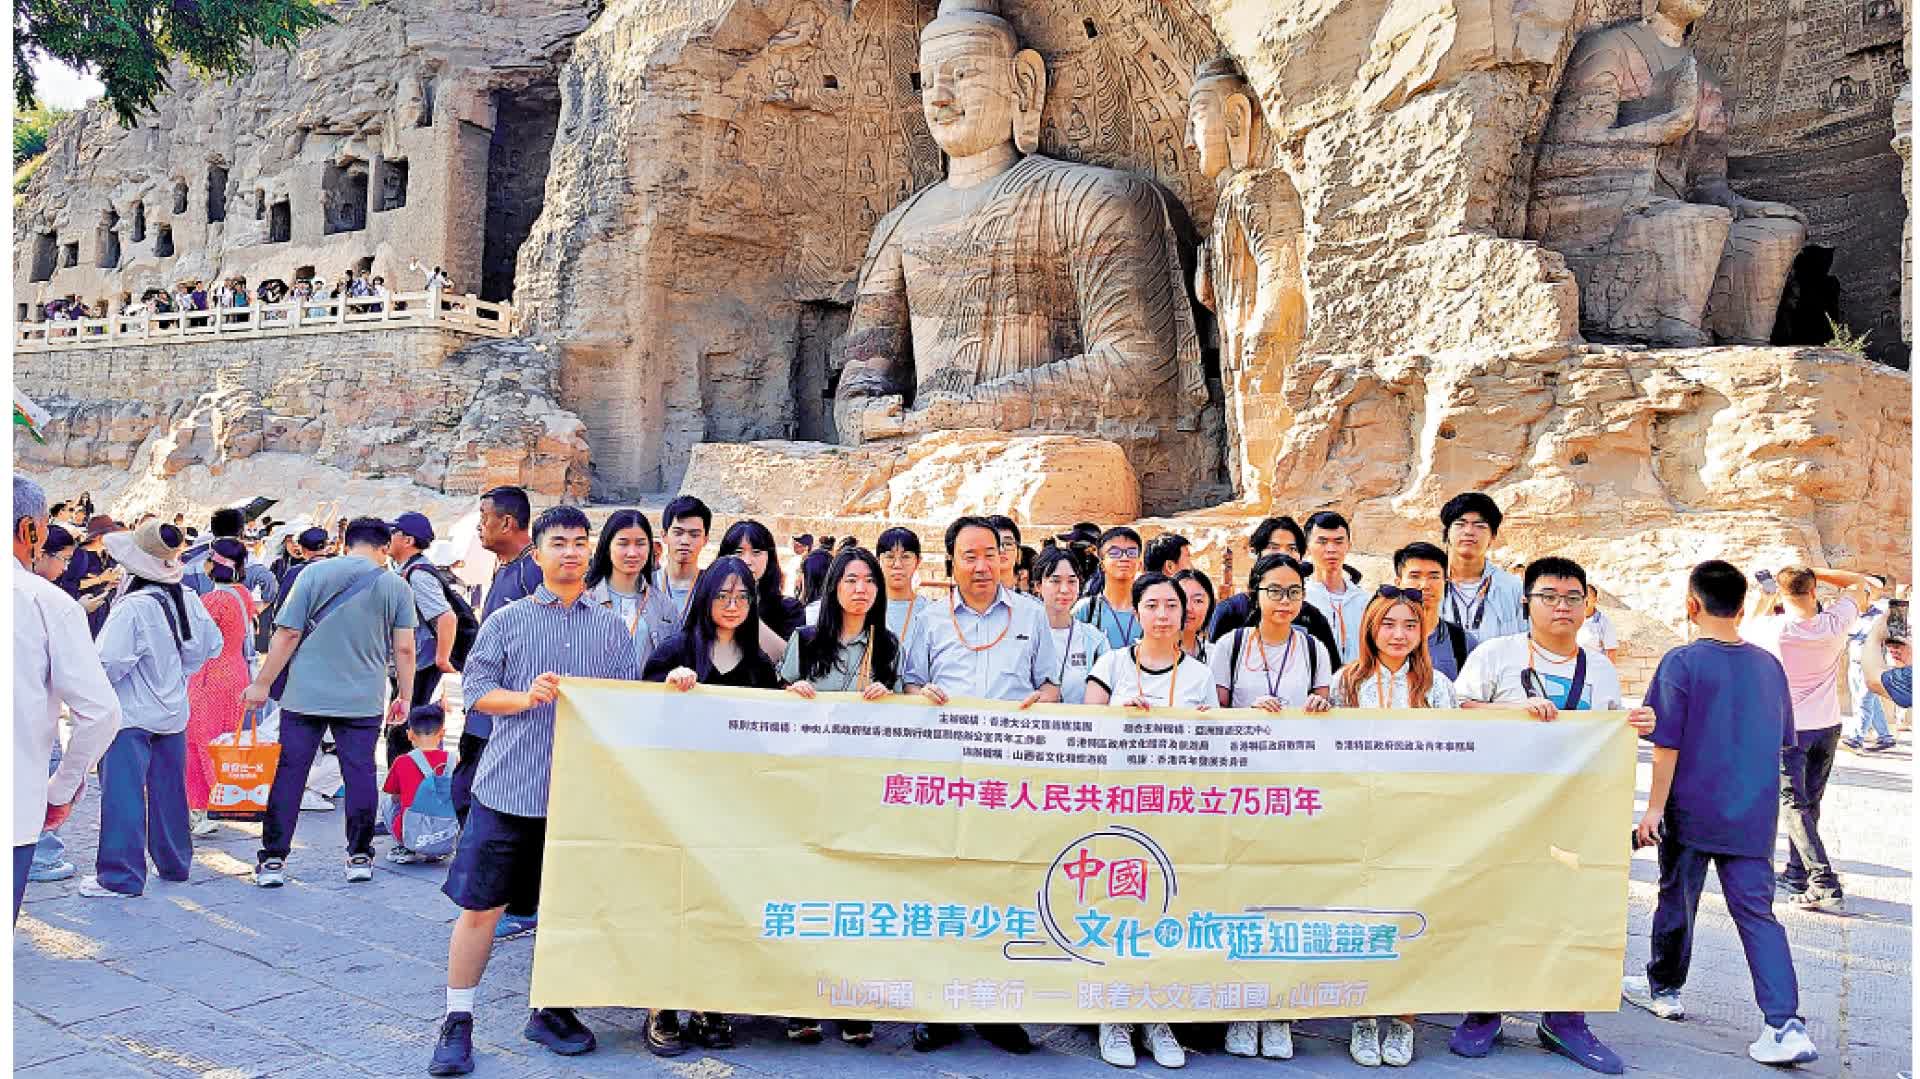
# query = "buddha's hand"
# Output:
<box><xmin>835</xmin><ymin>393</ymin><xmax>905</xmax><ymax>444</ymax></box>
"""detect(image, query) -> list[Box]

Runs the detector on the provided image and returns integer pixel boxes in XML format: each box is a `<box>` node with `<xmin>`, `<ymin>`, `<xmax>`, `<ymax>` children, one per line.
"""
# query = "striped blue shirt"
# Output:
<box><xmin>463</xmin><ymin>584</ymin><xmax>641</xmax><ymax>817</ymax></box>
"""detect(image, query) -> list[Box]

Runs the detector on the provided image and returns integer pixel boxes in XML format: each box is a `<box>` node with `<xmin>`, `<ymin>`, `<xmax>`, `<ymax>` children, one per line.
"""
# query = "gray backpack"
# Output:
<box><xmin>399</xmin><ymin>750</ymin><xmax>461</xmax><ymax>858</ymax></box>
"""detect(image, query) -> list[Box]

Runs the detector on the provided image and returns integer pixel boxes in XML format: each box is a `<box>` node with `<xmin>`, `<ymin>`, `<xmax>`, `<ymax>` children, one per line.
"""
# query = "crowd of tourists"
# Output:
<box><xmin>15</xmin><ymin>476</ymin><xmax>1909</xmax><ymax>1076</ymax></box>
<box><xmin>32</xmin><ymin>265</ymin><xmax>460</xmax><ymax>333</ymax></box>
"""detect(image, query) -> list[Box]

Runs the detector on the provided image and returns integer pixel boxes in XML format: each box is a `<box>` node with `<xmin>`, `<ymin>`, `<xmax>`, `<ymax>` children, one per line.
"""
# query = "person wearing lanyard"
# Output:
<box><xmin>898</xmin><ymin>516</ymin><xmax>1060</xmax><ymax>1056</ymax></box>
<box><xmin>1077</xmin><ymin>572</ymin><xmax>1208</xmax><ymax>1070</ymax></box>
<box><xmin>652</xmin><ymin>495</ymin><xmax>712</xmax><ymax>628</ymax></box>
<box><xmin>1327</xmin><ymin>587</ymin><xmax>1457</xmax><ymax>1067</ymax></box>
<box><xmin>1034</xmin><ymin>547</ymin><xmax>1109</xmax><ymax>703</ymax></box>
<box><xmin>1440</xmin><ymin>492</ymin><xmax>1527</xmax><ymax>642</ymax></box>
<box><xmin>877</xmin><ymin>526</ymin><xmax>924</xmax><ymax>640</ymax></box>
<box><xmin>1072</xmin><ymin>526</ymin><xmax>1147</xmax><ymax>649</ymax></box>
<box><xmin>1212</xmin><ymin>554</ymin><xmax>1333</xmax><ymax>716</ymax></box>
<box><xmin>1452</xmin><ymin>556</ymin><xmax>1655</xmax><ymax>1075</ymax></box>
<box><xmin>1303</xmin><ymin>510</ymin><xmax>1368</xmax><ymax>665</ymax></box>
<box><xmin>584</xmin><ymin>509</ymin><xmax>679</xmax><ymax>672</ymax></box>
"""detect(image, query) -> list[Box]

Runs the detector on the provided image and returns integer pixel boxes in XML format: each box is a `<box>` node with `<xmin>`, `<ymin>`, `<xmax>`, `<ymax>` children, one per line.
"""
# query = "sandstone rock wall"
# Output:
<box><xmin>14</xmin><ymin>330</ymin><xmax>589</xmax><ymax>498</ymax></box>
<box><xmin>12</xmin><ymin>0</ymin><xmax>595</xmax><ymax>314</ymax></box>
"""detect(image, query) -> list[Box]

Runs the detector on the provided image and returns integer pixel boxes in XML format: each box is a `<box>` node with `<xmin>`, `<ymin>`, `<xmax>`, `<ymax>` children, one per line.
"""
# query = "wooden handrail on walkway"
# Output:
<box><xmin>15</xmin><ymin>288</ymin><xmax>516</xmax><ymax>352</ymax></box>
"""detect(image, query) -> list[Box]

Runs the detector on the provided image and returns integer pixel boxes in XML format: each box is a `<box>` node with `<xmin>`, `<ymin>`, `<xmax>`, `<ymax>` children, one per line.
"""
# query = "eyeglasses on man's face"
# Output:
<box><xmin>1528</xmin><ymin>591</ymin><xmax>1586</xmax><ymax>610</ymax></box>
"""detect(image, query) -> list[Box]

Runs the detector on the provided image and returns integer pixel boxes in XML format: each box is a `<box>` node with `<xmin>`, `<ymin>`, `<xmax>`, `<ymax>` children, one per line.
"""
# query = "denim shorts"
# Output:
<box><xmin>441</xmin><ymin>802</ymin><xmax>545</xmax><ymax>915</ymax></box>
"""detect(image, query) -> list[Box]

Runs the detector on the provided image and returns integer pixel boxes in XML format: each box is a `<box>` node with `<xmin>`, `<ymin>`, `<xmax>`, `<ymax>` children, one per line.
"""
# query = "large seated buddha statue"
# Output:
<box><xmin>832</xmin><ymin>0</ymin><xmax>1215</xmax><ymax>507</ymax></box>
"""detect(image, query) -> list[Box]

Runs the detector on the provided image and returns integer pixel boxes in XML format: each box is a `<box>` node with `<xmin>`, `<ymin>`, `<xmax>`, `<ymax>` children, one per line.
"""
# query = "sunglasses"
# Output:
<box><xmin>1376</xmin><ymin>585</ymin><xmax>1424</xmax><ymax>605</ymax></box>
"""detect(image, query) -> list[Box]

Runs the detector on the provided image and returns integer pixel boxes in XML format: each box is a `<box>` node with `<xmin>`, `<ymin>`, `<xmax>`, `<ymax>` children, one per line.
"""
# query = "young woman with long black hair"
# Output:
<box><xmin>782</xmin><ymin>548</ymin><xmax>898</xmax><ymax>702</ymax></box>
<box><xmin>716</xmin><ymin>520</ymin><xmax>806</xmax><ymax>663</ymax></box>
<box><xmin>583</xmin><ymin>509</ymin><xmax>679</xmax><ymax>671</ymax></box>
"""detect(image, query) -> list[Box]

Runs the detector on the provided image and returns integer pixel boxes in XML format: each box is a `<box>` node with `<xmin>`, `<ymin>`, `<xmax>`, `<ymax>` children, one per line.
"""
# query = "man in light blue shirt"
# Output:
<box><xmin>86</xmin><ymin>521</ymin><xmax>222</xmax><ymax>898</ymax></box>
<box><xmin>1440</xmin><ymin>492</ymin><xmax>1527</xmax><ymax>642</ymax></box>
<box><xmin>897</xmin><ymin>516</ymin><xmax>1058</xmax><ymax>1057</ymax></box>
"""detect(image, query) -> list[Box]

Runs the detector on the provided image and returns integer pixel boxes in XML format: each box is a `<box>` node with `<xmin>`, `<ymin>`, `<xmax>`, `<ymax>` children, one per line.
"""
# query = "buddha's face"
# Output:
<box><xmin>1185</xmin><ymin>85</ymin><xmax>1233</xmax><ymax>180</ymax></box>
<box><xmin>921</xmin><ymin>24</ymin><xmax>1018</xmax><ymax>159</ymax></box>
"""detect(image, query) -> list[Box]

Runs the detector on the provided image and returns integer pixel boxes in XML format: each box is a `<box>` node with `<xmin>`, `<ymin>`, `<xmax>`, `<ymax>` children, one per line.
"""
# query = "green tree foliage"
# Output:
<box><xmin>14</xmin><ymin>0</ymin><xmax>334</xmax><ymax>127</ymax></box>
<box><xmin>12</xmin><ymin>103</ymin><xmax>69</xmax><ymax>166</ymax></box>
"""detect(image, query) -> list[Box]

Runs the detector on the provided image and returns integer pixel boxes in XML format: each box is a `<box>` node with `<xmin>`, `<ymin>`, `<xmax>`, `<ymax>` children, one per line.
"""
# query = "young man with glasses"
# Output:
<box><xmin>1072</xmin><ymin>526</ymin><xmax>1147</xmax><ymax>649</ymax></box>
<box><xmin>1440</xmin><ymin>492</ymin><xmax>1527</xmax><ymax>642</ymax></box>
<box><xmin>1450</xmin><ymin>555</ymin><xmax>1655</xmax><ymax>1074</ymax></box>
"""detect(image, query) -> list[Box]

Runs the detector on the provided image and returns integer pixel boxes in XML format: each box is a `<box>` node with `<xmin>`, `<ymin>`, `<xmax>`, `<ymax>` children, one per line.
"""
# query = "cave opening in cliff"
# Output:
<box><xmin>131</xmin><ymin>202</ymin><xmax>145</xmax><ymax>243</ymax></box>
<box><xmin>481</xmin><ymin>81</ymin><xmax>561</xmax><ymax>303</ymax></box>
<box><xmin>207</xmin><ymin>164</ymin><xmax>228</xmax><ymax>223</ymax></box>
<box><xmin>29</xmin><ymin>232</ymin><xmax>55</xmax><ymax>282</ymax></box>
<box><xmin>268</xmin><ymin>199</ymin><xmax>292</xmax><ymax>243</ymax></box>
<box><xmin>374</xmin><ymin>156</ymin><xmax>409</xmax><ymax>211</ymax></box>
<box><xmin>154</xmin><ymin>224</ymin><xmax>173</xmax><ymax>258</ymax></box>
<box><xmin>792</xmin><ymin>301</ymin><xmax>851</xmax><ymax>443</ymax></box>
<box><xmin>1769</xmin><ymin>245</ymin><xmax>1844</xmax><ymax>348</ymax></box>
<box><xmin>97</xmin><ymin>209</ymin><xmax>120</xmax><ymax>268</ymax></box>
<box><xmin>322</xmin><ymin>161</ymin><xmax>370</xmax><ymax>235</ymax></box>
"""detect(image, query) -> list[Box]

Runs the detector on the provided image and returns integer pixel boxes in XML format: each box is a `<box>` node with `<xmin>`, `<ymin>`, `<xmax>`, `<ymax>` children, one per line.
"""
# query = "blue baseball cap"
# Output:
<box><xmin>387</xmin><ymin>512</ymin><xmax>435</xmax><ymax>546</ymax></box>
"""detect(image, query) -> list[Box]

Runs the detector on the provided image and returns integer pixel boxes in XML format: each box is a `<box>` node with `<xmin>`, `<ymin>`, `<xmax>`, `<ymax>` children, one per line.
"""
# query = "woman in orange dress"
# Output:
<box><xmin>185</xmin><ymin>539</ymin><xmax>258</xmax><ymax>835</ymax></box>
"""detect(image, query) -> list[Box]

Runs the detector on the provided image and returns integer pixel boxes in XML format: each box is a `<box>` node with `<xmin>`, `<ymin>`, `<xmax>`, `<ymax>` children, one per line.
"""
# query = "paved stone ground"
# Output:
<box><xmin>15</xmin><ymin>720</ymin><xmax>1911</xmax><ymax>1078</ymax></box>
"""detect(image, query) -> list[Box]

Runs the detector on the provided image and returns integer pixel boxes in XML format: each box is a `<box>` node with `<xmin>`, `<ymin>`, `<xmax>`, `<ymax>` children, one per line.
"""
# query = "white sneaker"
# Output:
<box><xmin>76</xmin><ymin>876</ymin><xmax>136</xmax><ymax>899</ymax></box>
<box><xmin>300</xmin><ymin>790</ymin><xmax>334</xmax><ymax>812</ymax></box>
<box><xmin>252</xmin><ymin>858</ymin><xmax>286</xmax><ymax>887</ymax></box>
<box><xmin>1223</xmin><ymin>1021</ymin><xmax>1258</xmax><ymax>1057</ymax></box>
<box><xmin>1381</xmin><ymin>1018</ymin><xmax>1414</xmax><ymax>1066</ymax></box>
<box><xmin>344</xmin><ymin>854</ymin><xmax>373</xmax><ymax>883</ymax></box>
<box><xmin>1350</xmin><ymin>1018</ymin><xmax>1382</xmax><ymax>1066</ymax></box>
<box><xmin>1098</xmin><ymin>1023</ymin><xmax>1137</xmax><ymax>1068</ymax></box>
<box><xmin>1748</xmin><ymin>1018</ymin><xmax>1818</xmax><ymax>1065</ymax></box>
<box><xmin>1259</xmin><ymin>1020</ymin><xmax>1294</xmax><ymax>1059</ymax></box>
<box><xmin>1622</xmin><ymin>974</ymin><xmax>1685</xmax><ymax>1020</ymax></box>
<box><xmin>189</xmin><ymin>815</ymin><xmax>218</xmax><ymax>837</ymax></box>
<box><xmin>1141</xmin><ymin>1024</ymin><xmax>1185</xmax><ymax>1068</ymax></box>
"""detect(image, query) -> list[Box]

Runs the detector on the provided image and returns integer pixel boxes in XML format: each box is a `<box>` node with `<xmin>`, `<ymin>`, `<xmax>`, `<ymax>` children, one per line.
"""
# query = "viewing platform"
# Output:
<box><xmin>15</xmin><ymin>288</ymin><xmax>516</xmax><ymax>353</ymax></box>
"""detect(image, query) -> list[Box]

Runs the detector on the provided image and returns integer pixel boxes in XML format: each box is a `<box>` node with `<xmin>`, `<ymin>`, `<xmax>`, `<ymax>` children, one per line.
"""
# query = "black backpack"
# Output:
<box><xmin>405</xmin><ymin>562</ymin><xmax>480</xmax><ymax>670</ymax></box>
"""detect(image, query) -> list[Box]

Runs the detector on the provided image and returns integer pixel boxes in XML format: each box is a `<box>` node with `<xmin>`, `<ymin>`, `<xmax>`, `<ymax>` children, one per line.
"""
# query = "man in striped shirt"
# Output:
<box><xmin>430</xmin><ymin>507</ymin><xmax>640</xmax><ymax>1077</ymax></box>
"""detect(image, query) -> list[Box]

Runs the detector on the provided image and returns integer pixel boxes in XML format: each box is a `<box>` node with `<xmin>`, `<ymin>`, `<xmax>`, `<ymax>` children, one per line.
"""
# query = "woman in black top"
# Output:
<box><xmin>715</xmin><ymin>519</ymin><xmax>806</xmax><ymax>664</ymax></box>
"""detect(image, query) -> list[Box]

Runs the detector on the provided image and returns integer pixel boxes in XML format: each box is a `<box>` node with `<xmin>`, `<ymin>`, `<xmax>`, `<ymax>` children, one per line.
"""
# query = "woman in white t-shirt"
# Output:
<box><xmin>1085</xmin><ymin>573</ymin><xmax>1215</xmax><ymax>710</ymax></box>
<box><xmin>1210</xmin><ymin>554</ymin><xmax>1334</xmax><ymax>714</ymax></box>
<box><xmin>1034</xmin><ymin>547</ymin><xmax>1110</xmax><ymax>704</ymax></box>
<box><xmin>1326</xmin><ymin>588</ymin><xmax>1452</xmax><ymax>1068</ymax></box>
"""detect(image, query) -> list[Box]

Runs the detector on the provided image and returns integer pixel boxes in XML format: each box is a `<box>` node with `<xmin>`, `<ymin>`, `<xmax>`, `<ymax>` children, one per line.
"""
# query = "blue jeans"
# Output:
<box><xmin>95</xmin><ymin>727</ymin><xmax>193</xmax><ymax>895</ymax></box>
<box><xmin>1648</xmin><ymin>840</ymin><xmax>1799</xmax><ymax>1027</ymax></box>
<box><xmin>258</xmin><ymin>711</ymin><xmax>379</xmax><ymax>862</ymax></box>
<box><xmin>1849</xmin><ymin>661</ymin><xmax>1892</xmax><ymax>742</ymax></box>
<box><xmin>31</xmin><ymin>744</ymin><xmax>66</xmax><ymax>873</ymax></box>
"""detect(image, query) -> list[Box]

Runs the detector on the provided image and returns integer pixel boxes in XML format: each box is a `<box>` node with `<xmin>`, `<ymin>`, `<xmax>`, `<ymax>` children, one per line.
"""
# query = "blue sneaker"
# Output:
<box><xmin>1538</xmin><ymin>1012</ymin><xmax>1623</xmax><ymax>1074</ymax></box>
<box><xmin>494</xmin><ymin>912</ymin><xmax>538</xmax><ymax>940</ymax></box>
<box><xmin>1448</xmin><ymin>1013</ymin><xmax>1501</xmax><ymax>1057</ymax></box>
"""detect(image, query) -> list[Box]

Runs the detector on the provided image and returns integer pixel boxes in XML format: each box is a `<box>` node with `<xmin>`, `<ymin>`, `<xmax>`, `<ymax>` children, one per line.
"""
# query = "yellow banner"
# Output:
<box><xmin>531</xmin><ymin>680</ymin><xmax>1635</xmax><ymax>1022</ymax></box>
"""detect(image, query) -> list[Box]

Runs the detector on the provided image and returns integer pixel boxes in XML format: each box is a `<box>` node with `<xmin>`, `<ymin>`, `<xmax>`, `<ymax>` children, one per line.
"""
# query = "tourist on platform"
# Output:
<box><xmin>876</xmin><ymin>526</ymin><xmax>923</xmax><ymax>640</ymax></box>
<box><xmin>716</xmin><ymin>519</ymin><xmax>805</xmax><ymax>663</ymax></box>
<box><xmin>1303</xmin><ymin>511</ymin><xmax>1368</xmax><ymax>665</ymax></box>
<box><xmin>1741</xmin><ymin>565</ymin><xmax>1878</xmax><ymax>913</ymax></box>
<box><xmin>1621</xmin><ymin>560</ymin><xmax>1816</xmax><ymax>1066</ymax></box>
<box><xmin>1174</xmin><ymin>568</ymin><xmax>1214</xmax><ymax>663</ymax></box>
<box><xmin>1440</xmin><ymin>492</ymin><xmax>1527</xmax><ymax>642</ymax></box>
<box><xmin>184</xmin><ymin>538</ymin><xmax>258</xmax><ymax>838</ymax></box>
<box><xmin>1073</xmin><ymin>526</ymin><xmax>1147</xmax><ymax>648</ymax></box>
<box><xmin>1033</xmin><ymin>546</ymin><xmax>1109</xmax><ymax>704</ymax></box>
<box><xmin>1329</xmin><ymin>589</ymin><xmax>1454</xmax><ymax>1066</ymax></box>
<box><xmin>641</xmin><ymin>556</ymin><xmax>782</xmax><ymax>1056</ymax></box>
<box><xmin>653</xmin><ymin>495</ymin><xmax>711</xmax><ymax>624</ymax></box>
<box><xmin>14</xmin><ymin>476</ymin><xmax>121</xmax><ymax>919</ymax></box>
<box><xmin>244</xmin><ymin>517</ymin><xmax>416</xmax><ymax>888</ymax></box>
<box><xmin>1144</xmin><ymin>533</ymin><xmax>1193</xmax><ymax>577</ymax></box>
<box><xmin>1449</xmin><ymin>555</ymin><xmax>1654</xmax><ymax>1074</ymax></box>
<box><xmin>387</xmin><ymin>512</ymin><xmax>460</xmax><ymax>765</ymax></box>
<box><xmin>898</xmin><ymin>516</ymin><xmax>1059</xmax><ymax>1056</ymax></box>
<box><xmin>584</xmin><ymin>509</ymin><xmax>679</xmax><ymax>672</ymax></box>
<box><xmin>1393</xmin><ymin>542</ymin><xmax>1472</xmax><ymax>680</ymax></box>
<box><xmin>1579</xmin><ymin>589</ymin><xmax>1621</xmax><ymax>664</ymax></box>
<box><xmin>84</xmin><ymin>520</ymin><xmax>223</xmax><ymax>898</ymax></box>
<box><xmin>1211</xmin><ymin>554</ymin><xmax>1332</xmax><ymax>718</ymax></box>
<box><xmin>430</xmin><ymin>506</ymin><xmax>639</xmax><ymax>1076</ymax></box>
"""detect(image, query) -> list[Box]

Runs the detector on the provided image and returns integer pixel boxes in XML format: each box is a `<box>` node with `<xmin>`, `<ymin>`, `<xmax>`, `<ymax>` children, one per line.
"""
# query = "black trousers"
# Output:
<box><xmin>385</xmin><ymin>666</ymin><xmax>444</xmax><ymax>766</ymax></box>
<box><xmin>450</xmin><ymin>732</ymin><xmax>487</xmax><ymax>826</ymax></box>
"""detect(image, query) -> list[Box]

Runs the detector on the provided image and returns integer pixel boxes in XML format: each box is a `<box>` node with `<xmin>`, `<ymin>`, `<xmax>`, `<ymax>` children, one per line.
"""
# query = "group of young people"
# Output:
<box><xmin>12</xmin><ymin>476</ymin><xmax>1885</xmax><ymax>1076</ymax></box>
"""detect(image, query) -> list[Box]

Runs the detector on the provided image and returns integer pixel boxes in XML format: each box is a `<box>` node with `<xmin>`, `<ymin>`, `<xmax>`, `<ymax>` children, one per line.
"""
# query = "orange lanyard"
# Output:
<box><xmin>1131</xmin><ymin>644</ymin><xmax>1177</xmax><ymax>707</ymax></box>
<box><xmin>949</xmin><ymin>591</ymin><xmax>1012</xmax><ymax>652</ymax></box>
<box><xmin>898</xmin><ymin>593</ymin><xmax>918</xmax><ymax>640</ymax></box>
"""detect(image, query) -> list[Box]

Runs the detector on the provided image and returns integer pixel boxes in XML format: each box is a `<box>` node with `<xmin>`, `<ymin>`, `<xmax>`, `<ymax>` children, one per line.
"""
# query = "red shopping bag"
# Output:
<box><xmin>207</xmin><ymin>707</ymin><xmax>279</xmax><ymax>821</ymax></box>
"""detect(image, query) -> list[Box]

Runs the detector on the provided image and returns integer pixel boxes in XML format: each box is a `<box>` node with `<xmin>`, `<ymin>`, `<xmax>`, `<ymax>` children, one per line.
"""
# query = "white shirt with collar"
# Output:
<box><xmin>14</xmin><ymin>564</ymin><xmax>122</xmax><ymax>846</ymax></box>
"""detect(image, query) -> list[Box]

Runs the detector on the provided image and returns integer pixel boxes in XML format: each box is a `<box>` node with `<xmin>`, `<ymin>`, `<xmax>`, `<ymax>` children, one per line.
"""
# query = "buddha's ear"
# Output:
<box><xmin>1013</xmin><ymin>48</ymin><xmax>1047</xmax><ymax>154</ymax></box>
<box><xmin>1225</xmin><ymin>91</ymin><xmax>1254</xmax><ymax>171</ymax></box>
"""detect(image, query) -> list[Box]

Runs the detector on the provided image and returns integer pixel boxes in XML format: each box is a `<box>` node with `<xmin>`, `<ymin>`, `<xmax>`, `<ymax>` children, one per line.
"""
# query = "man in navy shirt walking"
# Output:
<box><xmin>1625</xmin><ymin>560</ymin><xmax>1817</xmax><ymax>1066</ymax></box>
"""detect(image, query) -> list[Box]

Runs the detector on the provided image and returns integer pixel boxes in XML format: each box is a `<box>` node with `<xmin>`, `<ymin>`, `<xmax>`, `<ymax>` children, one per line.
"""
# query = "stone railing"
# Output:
<box><xmin>15</xmin><ymin>289</ymin><xmax>516</xmax><ymax>353</ymax></box>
